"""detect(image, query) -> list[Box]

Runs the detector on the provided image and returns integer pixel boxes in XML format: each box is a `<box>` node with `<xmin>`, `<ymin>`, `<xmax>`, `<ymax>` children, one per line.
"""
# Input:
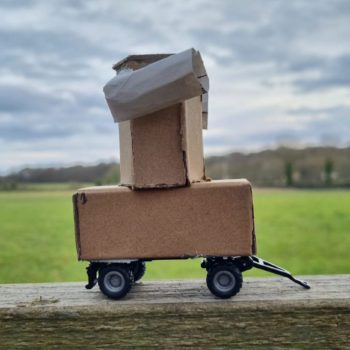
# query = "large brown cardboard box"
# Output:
<box><xmin>119</xmin><ymin>95</ymin><xmax>205</xmax><ymax>189</ymax></box>
<box><xmin>73</xmin><ymin>179</ymin><xmax>256</xmax><ymax>260</ymax></box>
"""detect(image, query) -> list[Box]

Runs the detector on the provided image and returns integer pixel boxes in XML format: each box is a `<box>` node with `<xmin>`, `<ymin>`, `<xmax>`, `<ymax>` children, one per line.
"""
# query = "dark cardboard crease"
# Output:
<box><xmin>79</xmin><ymin>251</ymin><xmax>255</xmax><ymax>262</ymax></box>
<box><xmin>179</xmin><ymin>104</ymin><xmax>190</xmax><ymax>186</ymax></box>
<box><xmin>131</xmin><ymin>182</ymin><xmax>188</xmax><ymax>191</ymax></box>
<box><xmin>72</xmin><ymin>193</ymin><xmax>82</xmax><ymax>260</ymax></box>
<box><xmin>248</xmin><ymin>184</ymin><xmax>257</xmax><ymax>255</ymax></box>
<box><xmin>200</xmin><ymin>143</ymin><xmax>207</xmax><ymax>181</ymax></box>
<box><xmin>130</xmin><ymin>120</ymin><xmax>136</xmax><ymax>184</ymax></box>
<box><xmin>123</xmin><ymin>182</ymin><xmax>188</xmax><ymax>190</ymax></box>
<box><xmin>84</xmin><ymin>252</ymin><xmax>254</xmax><ymax>261</ymax></box>
<box><xmin>182</xmin><ymin>150</ymin><xmax>190</xmax><ymax>186</ymax></box>
<box><xmin>202</xmin><ymin>163</ymin><xmax>207</xmax><ymax>181</ymax></box>
<box><xmin>251</xmin><ymin>204</ymin><xmax>257</xmax><ymax>255</ymax></box>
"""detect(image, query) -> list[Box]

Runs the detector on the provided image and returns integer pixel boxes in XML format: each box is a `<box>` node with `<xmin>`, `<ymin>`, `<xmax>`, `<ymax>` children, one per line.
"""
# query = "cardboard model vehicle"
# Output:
<box><xmin>73</xmin><ymin>49</ymin><xmax>310</xmax><ymax>300</ymax></box>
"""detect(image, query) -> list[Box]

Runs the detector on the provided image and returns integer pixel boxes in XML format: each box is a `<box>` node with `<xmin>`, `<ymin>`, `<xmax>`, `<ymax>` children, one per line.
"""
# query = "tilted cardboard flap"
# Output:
<box><xmin>103</xmin><ymin>48</ymin><xmax>209</xmax><ymax>127</ymax></box>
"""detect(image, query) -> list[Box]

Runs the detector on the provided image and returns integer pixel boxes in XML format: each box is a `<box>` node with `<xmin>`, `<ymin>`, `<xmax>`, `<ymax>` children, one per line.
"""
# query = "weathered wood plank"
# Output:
<box><xmin>0</xmin><ymin>275</ymin><xmax>349</xmax><ymax>349</ymax></box>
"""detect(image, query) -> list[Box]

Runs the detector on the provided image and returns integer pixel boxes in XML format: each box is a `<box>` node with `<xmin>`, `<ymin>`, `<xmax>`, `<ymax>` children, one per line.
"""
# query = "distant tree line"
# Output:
<box><xmin>284</xmin><ymin>158</ymin><xmax>335</xmax><ymax>187</ymax></box>
<box><xmin>204</xmin><ymin>146</ymin><xmax>350</xmax><ymax>188</ymax></box>
<box><xmin>1</xmin><ymin>147</ymin><xmax>350</xmax><ymax>189</ymax></box>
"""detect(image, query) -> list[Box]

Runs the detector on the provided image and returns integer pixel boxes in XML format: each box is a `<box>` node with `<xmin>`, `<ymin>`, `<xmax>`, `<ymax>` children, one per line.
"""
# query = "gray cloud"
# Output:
<box><xmin>1</xmin><ymin>0</ymin><xmax>350</xmax><ymax>172</ymax></box>
<box><xmin>293</xmin><ymin>55</ymin><xmax>350</xmax><ymax>91</ymax></box>
<box><xmin>0</xmin><ymin>85</ymin><xmax>64</xmax><ymax>113</ymax></box>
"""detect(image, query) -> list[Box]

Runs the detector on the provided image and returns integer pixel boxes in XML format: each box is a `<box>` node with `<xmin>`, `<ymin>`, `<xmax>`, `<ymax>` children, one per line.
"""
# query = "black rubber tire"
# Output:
<box><xmin>133</xmin><ymin>261</ymin><xmax>146</xmax><ymax>282</ymax></box>
<box><xmin>206</xmin><ymin>264</ymin><xmax>242</xmax><ymax>299</ymax></box>
<box><xmin>98</xmin><ymin>264</ymin><xmax>133</xmax><ymax>299</ymax></box>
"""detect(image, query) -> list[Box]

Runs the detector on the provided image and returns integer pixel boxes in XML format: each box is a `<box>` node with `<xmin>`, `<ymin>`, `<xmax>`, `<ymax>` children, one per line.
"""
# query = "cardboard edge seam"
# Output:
<box><xmin>248</xmin><ymin>183</ymin><xmax>257</xmax><ymax>255</ymax></box>
<box><xmin>72</xmin><ymin>193</ymin><xmax>82</xmax><ymax>260</ymax></box>
<box><xmin>180</xmin><ymin>102</ymin><xmax>190</xmax><ymax>185</ymax></box>
<box><xmin>129</xmin><ymin>120</ymin><xmax>136</xmax><ymax>185</ymax></box>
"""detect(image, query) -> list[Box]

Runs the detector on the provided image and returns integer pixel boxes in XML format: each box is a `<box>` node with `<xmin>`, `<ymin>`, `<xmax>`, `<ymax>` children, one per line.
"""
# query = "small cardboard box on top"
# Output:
<box><xmin>119</xmin><ymin>96</ymin><xmax>205</xmax><ymax>189</ymax></box>
<box><xmin>104</xmin><ymin>49</ymin><xmax>209</xmax><ymax>189</ymax></box>
<box><xmin>73</xmin><ymin>179</ymin><xmax>256</xmax><ymax>260</ymax></box>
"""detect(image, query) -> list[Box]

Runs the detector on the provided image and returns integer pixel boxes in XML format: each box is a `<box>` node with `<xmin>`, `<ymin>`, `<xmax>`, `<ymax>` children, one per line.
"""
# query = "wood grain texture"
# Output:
<box><xmin>0</xmin><ymin>275</ymin><xmax>349</xmax><ymax>349</ymax></box>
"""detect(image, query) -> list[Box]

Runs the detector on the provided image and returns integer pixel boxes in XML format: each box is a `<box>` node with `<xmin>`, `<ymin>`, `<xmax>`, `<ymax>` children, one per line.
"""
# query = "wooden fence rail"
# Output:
<box><xmin>0</xmin><ymin>275</ymin><xmax>349</xmax><ymax>349</ymax></box>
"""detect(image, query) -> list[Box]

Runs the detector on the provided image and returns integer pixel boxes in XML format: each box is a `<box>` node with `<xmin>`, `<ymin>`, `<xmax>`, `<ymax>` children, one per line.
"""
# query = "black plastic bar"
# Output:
<box><xmin>251</xmin><ymin>256</ymin><xmax>310</xmax><ymax>289</ymax></box>
<box><xmin>85</xmin><ymin>262</ymin><xmax>104</xmax><ymax>289</ymax></box>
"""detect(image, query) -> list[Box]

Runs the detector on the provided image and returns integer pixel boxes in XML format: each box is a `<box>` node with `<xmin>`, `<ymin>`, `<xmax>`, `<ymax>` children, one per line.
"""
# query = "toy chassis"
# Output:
<box><xmin>85</xmin><ymin>256</ymin><xmax>310</xmax><ymax>299</ymax></box>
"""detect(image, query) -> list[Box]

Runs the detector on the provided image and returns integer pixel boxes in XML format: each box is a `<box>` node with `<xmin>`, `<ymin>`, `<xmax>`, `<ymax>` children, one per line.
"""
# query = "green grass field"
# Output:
<box><xmin>0</xmin><ymin>188</ymin><xmax>349</xmax><ymax>283</ymax></box>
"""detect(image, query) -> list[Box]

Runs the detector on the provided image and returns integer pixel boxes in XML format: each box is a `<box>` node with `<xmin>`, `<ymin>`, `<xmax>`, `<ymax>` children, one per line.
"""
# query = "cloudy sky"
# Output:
<box><xmin>1</xmin><ymin>0</ymin><xmax>350</xmax><ymax>173</ymax></box>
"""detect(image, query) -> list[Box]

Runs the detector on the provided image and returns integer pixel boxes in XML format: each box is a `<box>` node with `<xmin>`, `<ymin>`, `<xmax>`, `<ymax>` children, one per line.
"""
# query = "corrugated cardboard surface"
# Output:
<box><xmin>119</xmin><ymin>104</ymin><xmax>186</xmax><ymax>188</ymax></box>
<box><xmin>74</xmin><ymin>180</ymin><xmax>256</xmax><ymax>260</ymax></box>
<box><xmin>132</xmin><ymin>104</ymin><xmax>186</xmax><ymax>187</ymax></box>
<box><xmin>181</xmin><ymin>96</ymin><xmax>205</xmax><ymax>182</ymax></box>
<box><xmin>118</xmin><ymin>120</ymin><xmax>134</xmax><ymax>185</ymax></box>
<box><xmin>119</xmin><ymin>99</ymin><xmax>205</xmax><ymax>189</ymax></box>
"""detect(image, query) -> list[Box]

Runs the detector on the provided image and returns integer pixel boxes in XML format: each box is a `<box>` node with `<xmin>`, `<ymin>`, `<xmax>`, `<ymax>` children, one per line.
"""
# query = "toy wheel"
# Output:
<box><xmin>133</xmin><ymin>261</ymin><xmax>146</xmax><ymax>282</ymax></box>
<box><xmin>98</xmin><ymin>265</ymin><xmax>133</xmax><ymax>299</ymax></box>
<box><xmin>206</xmin><ymin>264</ymin><xmax>242</xmax><ymax>299</ymax></box>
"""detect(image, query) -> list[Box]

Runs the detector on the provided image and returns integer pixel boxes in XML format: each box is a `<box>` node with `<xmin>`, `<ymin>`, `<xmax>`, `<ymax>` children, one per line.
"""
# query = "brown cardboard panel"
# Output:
<box><xmin>118</xmin><ymin>121</ymin><xmax>134</xmax><ymax>185</ymax></box>
<box><xmin>73</xmin><ymin>180</ymin><xmax>256</xmax><ymax>260</ymax></box>
<box><xmin>119</xmin><ymin>99</ymin><xmax>205</xmax><ymax>189</ymax></box>
<box><xmin>181</xmin><ymin>96</ymin><xmax>205</xmax><ymax>182</ymax></box>
<box><xmin>201</xmin><ymin>93</ymin><xmax>208</xmax><ymax>129</ymax></box>
<box><xmin>130</xmin><ymin>104</ymin><xmax>186</xmax><ymax>187</ymax></box>
<box><xmin>119</xmin><ymin>104</ymin><xmax>187</xmax><ymax>188</ymax></box>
